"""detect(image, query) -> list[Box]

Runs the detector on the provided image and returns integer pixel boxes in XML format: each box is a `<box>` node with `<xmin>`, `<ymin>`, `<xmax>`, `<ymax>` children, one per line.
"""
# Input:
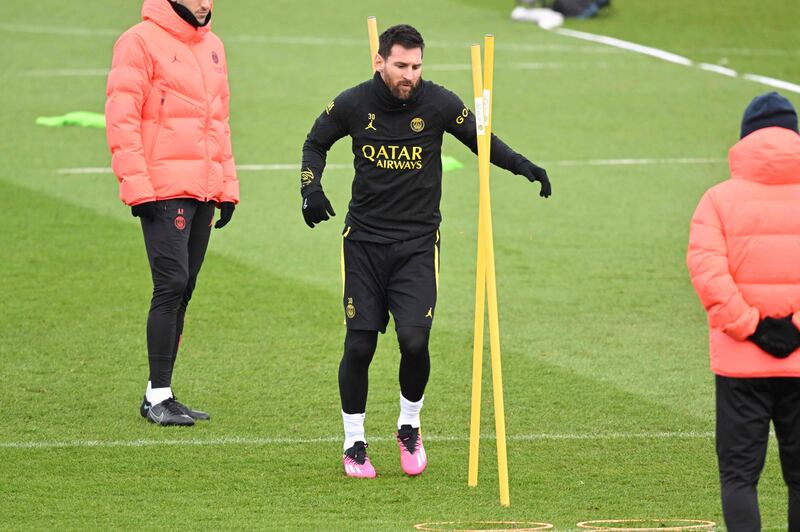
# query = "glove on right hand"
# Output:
<box><xmin>131</xmin><ymin>201</ymin><xmax>158</xmax><ymax>220</ymax></box>
<box><xmin>748</xmin><ymin>316</ymin><xmax>800</xmax><ymax>359</ymax></box>
<box><xmin>302</xmin><ymin>191</ymin><xmax>336</xmax><ymax>228</ymax></box>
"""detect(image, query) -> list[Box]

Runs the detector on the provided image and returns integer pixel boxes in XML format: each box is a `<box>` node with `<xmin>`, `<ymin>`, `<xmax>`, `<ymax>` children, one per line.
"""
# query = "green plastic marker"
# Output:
<box><xmin>441</xmin><ymin>155</ymin><xmax>464</xmax><ymax>173</ymax></box>
<box><xmin>36</xmin><ymin>111</ymin><xmax>106</xmax><ymax>129</ymax></box>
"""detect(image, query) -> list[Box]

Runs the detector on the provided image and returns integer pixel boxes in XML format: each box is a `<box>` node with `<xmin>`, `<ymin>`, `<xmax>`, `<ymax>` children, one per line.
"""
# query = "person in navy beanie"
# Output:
<box><xmin>690</xmin><ymin>90</ymin><xmax>800</xmax><ymax>532</ymax></box>
<box><xmin>741</xmin><ymin>91</ymin><xmax>799</xmax><ymax>139</ymax></box>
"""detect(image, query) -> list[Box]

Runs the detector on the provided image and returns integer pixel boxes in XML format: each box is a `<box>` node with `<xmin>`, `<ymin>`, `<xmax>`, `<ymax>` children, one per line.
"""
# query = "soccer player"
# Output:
<box><xmin>300</xmin><ymin>24</ymin><xmax>551</xmax><ymax>477</ymax></box>
<box><xmin>106</xmin><ymin>0</ymin><xmax>239</xmax><ymax>426</ymax></box>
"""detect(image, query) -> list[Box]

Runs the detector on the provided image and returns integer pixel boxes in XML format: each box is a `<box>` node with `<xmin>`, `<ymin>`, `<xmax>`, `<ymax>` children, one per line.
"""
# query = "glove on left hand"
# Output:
<box><xmin>518</xmin><ymin>160</ymin><xmax>551</xmax><ymax>198</ymax></box>
<box><xmin>215</xmin><ymin>202</ymin><xmax>235</xmax><ymax>229</ymax></box>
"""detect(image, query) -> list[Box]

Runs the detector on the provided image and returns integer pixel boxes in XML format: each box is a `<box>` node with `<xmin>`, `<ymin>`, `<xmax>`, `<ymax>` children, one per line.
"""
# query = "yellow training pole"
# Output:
<box><xmin>483</xmin><ymin>35</ymin><xmax>494</xmax><ymax>141</ymax></box>
<box><xmin>367</xmin><ymin>16</ymin><xmax>379</xmax><ymax>72</ymax></box>
<box><xmin>468</xmin><ymin>43</ymin><xmax>487</xmax><ymax>489</ymax></box>
<box><xmin>481</xmin><ymin>34</ymin><xmax>511</xmax><ymax>508</ymax></box>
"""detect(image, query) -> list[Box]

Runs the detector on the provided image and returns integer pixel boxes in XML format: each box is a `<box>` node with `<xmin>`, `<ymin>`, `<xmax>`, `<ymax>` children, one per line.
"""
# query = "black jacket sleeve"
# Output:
<box><xmin>439</xmin><ymin>89</ymin><xmax>528</xmax><ymax>174</ymax></box>
<box><xmin>300</xmin><ymin>93</ymin><xmax>350</xmax><ymax>198</ymax></box>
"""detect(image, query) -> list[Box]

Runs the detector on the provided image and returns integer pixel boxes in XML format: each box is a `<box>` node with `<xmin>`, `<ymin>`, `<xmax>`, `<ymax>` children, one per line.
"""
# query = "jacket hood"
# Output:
<box><xmin>142</xmin><ymin>0</ymin><xmax>211</xmax><ymax>43</ymax></box>
<box><xmin>729</xmin><ymin>126</ymin><xmax>800</xmax><ymax>185</ymax></box>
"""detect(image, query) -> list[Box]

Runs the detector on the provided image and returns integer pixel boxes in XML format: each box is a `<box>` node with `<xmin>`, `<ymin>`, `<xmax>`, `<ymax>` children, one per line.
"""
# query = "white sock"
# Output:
<box><xmin>342</xmin><ymin>411</ymin><xmax>366</xmax><ymax>450</ymax></box>
<box><xmin>398</xmin><ymin>394</ymin><xmax>423</xmax><ymax>429</ymax></box>
<box><xmin>146</xmin><ymin>386</ymin><xmax>173</xmax><ymax>406</ymax></box>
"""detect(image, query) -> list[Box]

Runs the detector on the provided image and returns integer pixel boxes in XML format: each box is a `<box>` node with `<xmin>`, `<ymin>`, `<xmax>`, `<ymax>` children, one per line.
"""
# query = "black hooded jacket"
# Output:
<box><xmin>301</xmin><ymin>72</ymin><xmax>530</xmax><ymax>241</ymax></box>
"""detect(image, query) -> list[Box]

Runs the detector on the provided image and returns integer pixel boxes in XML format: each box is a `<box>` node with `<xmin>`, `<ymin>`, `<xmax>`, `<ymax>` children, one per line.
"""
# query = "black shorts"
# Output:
<box><xmin>341</xmin><ymin>229</ymin><xmax>440</xmax><ymax>333</ymax></box>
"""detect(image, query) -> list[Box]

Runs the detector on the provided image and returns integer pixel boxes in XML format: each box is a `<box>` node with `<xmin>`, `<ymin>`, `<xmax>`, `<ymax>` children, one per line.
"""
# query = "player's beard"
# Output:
<box><xmin>389</xmin><ymin>78</ymin><xmax>420</xmax><ymax>100</ymax></box>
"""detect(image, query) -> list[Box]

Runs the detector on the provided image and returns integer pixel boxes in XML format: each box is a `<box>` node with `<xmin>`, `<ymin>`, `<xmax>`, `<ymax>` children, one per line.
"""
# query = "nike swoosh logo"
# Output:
<box><xmin>303</xmin><ymin>198</ymin><xmax>308</xmax><ymax>210</ymax></box>
<box><xmin>150</xmin><ymin>410</ymin><xmax>165</xmax><ymax>423</ymax></box>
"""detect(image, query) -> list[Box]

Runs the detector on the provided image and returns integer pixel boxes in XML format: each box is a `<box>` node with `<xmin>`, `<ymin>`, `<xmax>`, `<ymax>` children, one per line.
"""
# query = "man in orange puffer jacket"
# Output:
<box><xmin>105</xmin><ymin>0</ymin><xmax>239</xmax><ymax>426</ymax></box>
<box><xmin>688</xmin><ymin>92</ymin><xmax>800</xmax><ymax>531</ymax></box>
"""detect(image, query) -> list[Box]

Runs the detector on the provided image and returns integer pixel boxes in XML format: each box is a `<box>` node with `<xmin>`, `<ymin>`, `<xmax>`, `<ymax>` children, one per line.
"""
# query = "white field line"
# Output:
<box><xmin>225</xmin><ymin>34</ymin><xmax>619</xmax><ymax>55</ymax></box>
<box><xmin>549</xmin><ymin>157</ymin><xmax>726</xmax><ymax>167</ymax></box>
<box><xmin>0</xmin><ymin>23</ymin><xmax>119</xmax><ymax>37</ymax></box>
<box><xmin>57</xmin><ymin>167</ymin><xmax>114</xmax><ymax>175</ymax></box>
<box><xmin>0</xmin><ymin>22</ymin><xmax>616</xmax><ymax>55</ymax></box>
<box><xmin>426</xmin><ymin>62</ymin><xmax>609</xmax><ymax>72</ymax></box>
<box><xmin>698</xmin><ymin>63</ymin><xmax>737</xmax><ymax>78</ymax></box>
<box><xmin>6</xmin><ymin>22</ymin><xmax>798</xmax><ymax>92</ymax></box>
<box><xmin>692</xmin><ymin>47</ymin><xmax>800</xmax><ymax>58</ymax></box>
<box><xmin>22</xmin><ymin>68</ymin><xmax>109</xmax><ymax>77</ymax></box>
<box><xmin>57</xmin><ymin>157</ymin><xmax>725</xmax><ymax>176</ymax></box>
<box><xmin>553</xmin><ymin>28</ymin><xmax>800</xmax><ymax>94</ymax></box>
<box><xmin>235</xmin><ymin>163</ymin><xmax>351</xmax><ymax>171</ymax></box>
<box><xmin>0</xmin><ymin>431</ymin><xmax>715</xmax><ymax>450</ymax></box>
<box><xmin>7</xmin><ymin>22</ymin><xmax>791</xmax><ymax>61</ymax></box>
<box><xmin>554</xmin><ymin>28</ymin><xmax>693</xmax><ymax>66</ymax></box>
<box><xmin>57</xmin><ymin>163</ymin><xmax>351</xmax><ymax>175</ymax></box>
<box><xmin>22</xmin><ymin>63</ymin><xmax>604</xmax><ymax>78</ymax></box>
<box><xmin>741</xmin><ymin>74</ymin><xmax>800</xmax><ymax>94</ymax></box>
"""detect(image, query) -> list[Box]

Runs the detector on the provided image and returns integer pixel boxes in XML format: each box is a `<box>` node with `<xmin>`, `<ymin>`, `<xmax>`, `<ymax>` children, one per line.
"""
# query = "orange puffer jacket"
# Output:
<box><xmin>687</xmin><ymin>127</ymin><xmax>800</xmax><ymax>377</ymax></box>
<box><xmin>105</xmin><ymin>0</ymin><xmax>238</xmax><ymax>206</ymax></box>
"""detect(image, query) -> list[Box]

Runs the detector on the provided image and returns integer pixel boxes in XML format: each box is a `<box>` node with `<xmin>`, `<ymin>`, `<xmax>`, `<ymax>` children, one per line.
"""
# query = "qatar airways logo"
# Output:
<box><xmin>361</xmin><ymin>144</ymin><xmax>423</xmax><ymax>170</ymax></box>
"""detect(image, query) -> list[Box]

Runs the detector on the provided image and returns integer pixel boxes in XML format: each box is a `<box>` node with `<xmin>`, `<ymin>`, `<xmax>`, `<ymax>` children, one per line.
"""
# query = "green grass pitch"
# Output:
<box><xmin>1</xmin><ymin>0</ymin><xmax>799</xmax><ymax>529</ymax></box>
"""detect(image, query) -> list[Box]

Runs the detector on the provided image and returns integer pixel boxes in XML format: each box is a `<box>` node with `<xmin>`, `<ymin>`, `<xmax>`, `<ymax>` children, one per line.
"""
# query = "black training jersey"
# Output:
<box><xmin>301</xmin><ymin>72</ymin><xmax>527</xmax><ymax>241</ymax></box>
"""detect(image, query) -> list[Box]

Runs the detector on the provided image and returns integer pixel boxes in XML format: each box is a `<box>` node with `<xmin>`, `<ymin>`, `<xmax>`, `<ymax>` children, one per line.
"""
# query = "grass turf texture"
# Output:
<box><xmin>1</xmin><ymin>0</ymin><xmax>798</xmax><ymax>529</ymax></box>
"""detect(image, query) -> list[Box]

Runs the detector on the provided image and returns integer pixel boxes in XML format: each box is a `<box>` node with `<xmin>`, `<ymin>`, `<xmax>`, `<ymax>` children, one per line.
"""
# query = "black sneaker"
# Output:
<box><xmin>141</xmin><ymin>395</ymin><xmax>210</xmax><ymax>421</ymax></box>
<box><xmin>140</xmin><ymin>395</ymin><xmax>150</xmax><ymax>418</ymax></box>
<box><xmin>145</xmin><ymin>398</ymin><xmax>194</xmax><ymax>426</ymax></box>
<box><xmin>172</xmin><ymin>396</ymin><xmax>210</xmax><ymax>421</ymax></box>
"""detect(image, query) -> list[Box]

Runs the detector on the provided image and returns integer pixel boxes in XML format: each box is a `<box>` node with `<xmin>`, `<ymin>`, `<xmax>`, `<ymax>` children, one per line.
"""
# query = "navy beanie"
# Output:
<box><xmin>740</xmin><ymin>92</ymin><xmax>798</xmax><ymax>139</ymax></box>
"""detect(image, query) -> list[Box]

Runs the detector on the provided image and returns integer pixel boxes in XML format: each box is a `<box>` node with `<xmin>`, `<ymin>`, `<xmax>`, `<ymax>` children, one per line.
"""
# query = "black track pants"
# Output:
<box><xmin>140</xmin><ymin>199</ymin><xmax>214</xmax><ymax>387</ymax></box>
<box><xmin>715</xmin><ymin>375</ymin><xmax>800</xmax><ymax>532</ymax></box>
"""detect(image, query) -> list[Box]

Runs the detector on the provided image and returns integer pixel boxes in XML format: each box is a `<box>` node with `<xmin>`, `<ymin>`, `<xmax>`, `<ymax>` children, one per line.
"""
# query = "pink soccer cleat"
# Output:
<box><xmin>396</xmin><ymin>425</ymin><xmax>427</xmax><ymax>476</ymax></box>
<box><xmin>342</xmin><ymin>441</ymin><xmax>376</xmax><ymax>478</ymax></box>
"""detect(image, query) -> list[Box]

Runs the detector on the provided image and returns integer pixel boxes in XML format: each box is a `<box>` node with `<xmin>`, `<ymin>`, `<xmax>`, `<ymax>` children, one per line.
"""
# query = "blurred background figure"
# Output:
<box><xmin>511</xmin><ymin>0</ymin><xmax>611</xmax><ymax>29</ymax></box>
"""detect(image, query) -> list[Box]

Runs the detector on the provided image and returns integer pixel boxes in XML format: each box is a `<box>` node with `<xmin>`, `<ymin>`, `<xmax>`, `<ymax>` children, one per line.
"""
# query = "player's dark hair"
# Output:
<box><xmin>378</xmin><ymin>24</ymin><xmax>425</xmax><ymax>59</ymax></box>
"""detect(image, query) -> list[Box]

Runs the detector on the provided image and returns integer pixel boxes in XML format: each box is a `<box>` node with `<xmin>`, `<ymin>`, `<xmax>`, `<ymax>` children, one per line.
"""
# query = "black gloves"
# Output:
<box><xmin>131</xmin><ymin>202</ymin><xmax>158</xmax><ymax>220</ymax></box>
<box><xmin>302</xmin><ymin>191</ymin><xmax>336</xmax><ymax>228</ymax></box>
<box><xmin>518</xmin><ymin>160</ymin><xmax>551</xmax><ymax>198</ymax></box>
<box><xmin>748</xmin><ymin>316</ymin><xmax>800</xmax><ymax>359</ymax></box>
<box><xmin>215</xmin><ymin>202</ymin><xmax>235</xmax><ymax>229</ymax></box>
<box><xmin>132</xmin><ymin>201</ymin><xmax>236</xmax><ymax>228</ymax></box>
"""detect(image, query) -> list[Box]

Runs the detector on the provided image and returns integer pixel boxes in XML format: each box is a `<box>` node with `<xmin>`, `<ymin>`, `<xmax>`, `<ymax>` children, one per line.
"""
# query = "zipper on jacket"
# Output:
<box><xmin>189</xmin><ymin>44</ymin><xmax>212</xmax><ymax>202</ymax></box>
<box><xmin>148</xmin><ymin>92</ymin><xmax>166</xmax><ymax>159</ymax></box>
